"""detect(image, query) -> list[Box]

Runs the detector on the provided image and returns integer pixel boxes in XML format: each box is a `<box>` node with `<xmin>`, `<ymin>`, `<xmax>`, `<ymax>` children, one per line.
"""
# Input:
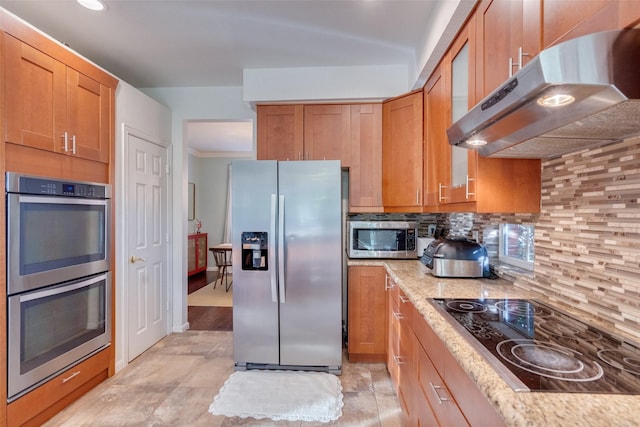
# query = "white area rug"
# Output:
<box><xmin>209</xmin><ymin>370</ymin><xmax>343</xmax><ymax>423</ymax></box>
<box><xmin>187</xmin><ymin>280</ymin><xmax>232</xmax><ymax>307</ymax></box>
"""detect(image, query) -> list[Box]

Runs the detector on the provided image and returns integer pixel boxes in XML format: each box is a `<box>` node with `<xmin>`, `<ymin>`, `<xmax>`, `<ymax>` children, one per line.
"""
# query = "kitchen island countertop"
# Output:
<box><xmin>348</xmin><ymin>259</ymin><xmax>640</xmax><ymax>427</ymax></box>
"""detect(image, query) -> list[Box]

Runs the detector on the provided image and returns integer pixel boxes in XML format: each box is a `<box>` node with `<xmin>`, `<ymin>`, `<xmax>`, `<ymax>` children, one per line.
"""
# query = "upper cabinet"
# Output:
<box><xmin>257</xmin><ymin>104</ymin><xmax>351</xmax><ymax>162</ymax></box>
<box><xmin>256</xmin><ymin>103</ymin><xmax>382</xmax><ymax>212</ymax></box>
<box><xmin>3</xmin><ymin>33</ymin><xmax>114</xmax><ymax>164</ymax></box>
<box><xmin>349</xmin><ymin>104</ymin><xmax>383</xmax><ymax>212</ymax></box>
<box><xmin>382</xmin><ymin>91</ymin><xmax>423</xmax><ymax>211</ymax></box>
<box><xmin>543</xmin><ymin>0</ymin><xmax>640</xmax><ymax>48</ymax></box>
<box><xmin>423</xmin><ymin>64</ymin><xmax>449</xmax><ymax>208</ymax></box>
<box><xmin>304</xmin><ymin>104</ymin><xmax>351</xmax><ymax>164</ymax></box>
<box><xmin>424</xmin><ymin>16</ymin><xmax>479</xmax><ymax>209</ymax></box>
<box><xmin>424</xmin><ymin>4</ymin><xmax>542</xmax><ymax>213</ymax></box>
<box><xmin>475</xmin><ymin>0</ymin><xmax>541</xmax><ymax>97</ymax></box>
<box><xmin>256</xmin><ymin>104</ymin><xmax>304</xmax><ymax>161</ymax></box>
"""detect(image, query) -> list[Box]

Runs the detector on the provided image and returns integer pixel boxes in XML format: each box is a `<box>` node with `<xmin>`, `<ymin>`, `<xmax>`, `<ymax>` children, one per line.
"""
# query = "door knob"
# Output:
<box><xmin>130</xmin><ymin>255</ymin><xmax>146</xmax><ymax>263</ymax></box>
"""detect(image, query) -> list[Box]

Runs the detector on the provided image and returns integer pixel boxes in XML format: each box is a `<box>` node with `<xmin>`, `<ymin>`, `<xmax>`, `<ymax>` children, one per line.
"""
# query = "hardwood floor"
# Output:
<box><xmin>188</xmin><ymin>270</ymin><xmax>233</xmax><ymax>331</ymax></box>
<box><xmin>187</xmin><ymin>270</ymin><xmax>216</xmax><ymax>294</ymax></box>
<box><xmin>188</xmin><ymin>306</ymin><xmax>233</xmax><ymax>331</ymax></box>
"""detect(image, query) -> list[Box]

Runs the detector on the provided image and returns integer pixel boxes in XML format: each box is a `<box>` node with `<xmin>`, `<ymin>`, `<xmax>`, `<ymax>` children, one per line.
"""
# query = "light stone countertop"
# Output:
<box><xmin>348</xmin><ymin>259</ymin><xmax>640</xmax><ymax>427</ymax></box>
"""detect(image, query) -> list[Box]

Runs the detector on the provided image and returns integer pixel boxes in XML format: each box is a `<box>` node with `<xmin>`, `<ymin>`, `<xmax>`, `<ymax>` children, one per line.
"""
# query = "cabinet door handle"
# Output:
<box><xmin>416</xmin><ymin>188</ymin><xmax>420</xmax><ymax>204</ymax></box>
<box><xmin>385</xmin><ymin>275</ymin><xmax>394</xmax><ymax>290</ymax></box>
<box><xmin>62</xmin><ymin>132</ymin><xmax>69</xmax><ymax>152</ymax></box>
<box><xmin>393</xmin><ymin>355</ymin><xmax>406</xmax><ymax>365</ymax></box>
<box><xmin>465</xmin><ymin>175</ymin><xmax>475</xmax><ymax>199</ymax></box>
<box><xmin>399</xmin><ymin>295</ymin><xmax>409</xmax><ymax>304</ymax></box>
<box><xmin>62</xmin><ymin>370</ymin><xmax>81</xmax><ymax>383</ymax></box>
<box><xmin>509</xmin><ymin>47</ymin><xmax>530</xmax><ymax>77</ymax></box>
<box><xmin>508</xmin><ymin>57</ymin><xmax>517</xmax><ymax>77</ymax></box>
<box><xmin>438</xmin><ymin>183</ymin><xmax>446</xmax><ymax>202</ymax></box>
<box><xmin>392</xmin><ymin>311</ymin><xmax>405</xmax><ymax>320</ymax></box>
<box><xmin>430</xmin><ymin>382</ymin><xmax>450</xmax><ymax>404</ymax></box>
<box><xmin>518</xmin><ymin>46</ymin><xmax>530</xmax><ymax>70</ymax></box>
<box><xmin>71</xmin><ymin>134</ymin><xmax>77</xmax><ymax>154</ymax></box>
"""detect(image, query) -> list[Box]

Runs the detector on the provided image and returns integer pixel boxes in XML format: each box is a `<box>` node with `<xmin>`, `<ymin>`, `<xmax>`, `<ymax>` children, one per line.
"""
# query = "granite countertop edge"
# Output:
<box><xmin>347</xmin><ymin>259</ymin><xmax>640</xmax><ymax>427</ymax></box>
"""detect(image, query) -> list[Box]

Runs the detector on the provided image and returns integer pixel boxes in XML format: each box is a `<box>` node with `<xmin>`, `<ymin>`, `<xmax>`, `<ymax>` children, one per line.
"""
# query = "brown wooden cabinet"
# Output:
<box><xmin>412</xmin><ymin>304</ymin><xmax>506</xmax><ymax>427</ymax></box>
<box><xmin>303</xmin><ymin>104</ymin><xmax>351</xmax><ymax>163</ymax></box>
<box><xmin>6</xmin><ymin>347</ymin><xmax>110</xmax><ymax>427</ymax></box>
<box><xmin>258</xmin><ymin>104</ymin><xmax>350</xmax><ymax>162</ymax></box>
<box><xmin>384</xmin><ymin>280</ymin><xmax>505</xmax><ymax>426</ymax></box>
<box><xmin>348</xmin><ymin>104</ymin><xmax>383</xmax><ymax>212</ymax></box>
<box><xmin>475</xmin><ymin>0</ymin><xmax>541</xmax><ymax>97</ymax></box>
<box><xmin>347</xmin><ymin>266</ymin><xmax>386</xmax><ymax>362</ymax></box>
<box><xmin>423</xmin><ymin>7</ymin><xmax>542</xmax><ymax>214</ymax></box>
<box><xmin>423</xmin><ymin>64</ymin><xmax>449</xmax><ymax>208</ymax></box>
<box><xmin>543</xmin><ymin>0</ymin><xmax>640</xmax><ymax>48</ymax></box>
<box><xmin>188</xmin><ymin>233</ymin><xmax>208</xmax><ymax>276</ymax></box>
<box><xmin>1</xmin><ymin>10</ymin><xmax>117</xmax><ymax>426</ymax></box>
<box><xmin>257</xmin><ymin>103</ymin><xmax>383</xmax><ymax>212</ymax></box>
<box><xmin>382</xmin><ymin>91</ymin><xmax>423</xmax><ymax>211</ymax></box>
<box><xmin>4</xmin><ymin>33</ymin><xmax>112</xmax><ymax>164</ymax></box>
<box><xmin>257</xmin><ymin>104</ymin><xmax>304</xmax><ymax>161</ymax></box>
<box><xmin>386</xmin><ymin>276</ymin><xmax>414</xmax><ymax>425</ymax></box>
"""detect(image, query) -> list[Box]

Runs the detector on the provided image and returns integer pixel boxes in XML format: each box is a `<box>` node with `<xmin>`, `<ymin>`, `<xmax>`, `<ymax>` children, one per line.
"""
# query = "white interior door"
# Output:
<box><xmin>127</xmin><ymin>132</ymin><xmax>168</xmax><ymax>361</ymax></box>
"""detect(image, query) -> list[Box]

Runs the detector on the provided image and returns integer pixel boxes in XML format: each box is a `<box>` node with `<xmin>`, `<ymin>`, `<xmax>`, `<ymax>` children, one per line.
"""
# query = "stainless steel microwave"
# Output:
<box><xmin>348</xmin><ymin>221</ymin><xmax>417</xmax><ymax>259</ymax></box>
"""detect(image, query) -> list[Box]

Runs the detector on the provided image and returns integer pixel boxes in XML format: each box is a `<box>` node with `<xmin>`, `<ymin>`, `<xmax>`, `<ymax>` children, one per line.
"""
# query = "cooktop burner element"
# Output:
<box><xmin>430</xmin><ymin>298</ymin><xmax>640</xmax><ymax>394</ymax></box>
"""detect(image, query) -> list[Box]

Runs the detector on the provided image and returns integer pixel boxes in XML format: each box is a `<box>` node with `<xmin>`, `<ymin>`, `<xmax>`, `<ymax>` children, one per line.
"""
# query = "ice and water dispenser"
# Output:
<box><xmin>241</xmin><ymin>232</ymin><xmax>268</xmax><ymax>270</ymax></box>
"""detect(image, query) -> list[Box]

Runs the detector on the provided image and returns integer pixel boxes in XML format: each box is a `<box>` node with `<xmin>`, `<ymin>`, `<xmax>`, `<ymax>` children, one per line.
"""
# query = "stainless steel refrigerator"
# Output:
<box><xmin>231</xmin><ymin>160</ymin><xmax>342</xmax><ymax>374</ymax></box>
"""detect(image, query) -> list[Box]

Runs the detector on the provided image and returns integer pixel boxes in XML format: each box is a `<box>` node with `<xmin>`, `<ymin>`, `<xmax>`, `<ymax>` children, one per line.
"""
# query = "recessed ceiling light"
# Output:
<box><xmin>77</xmin><ymin>0</ymin><xmax>105</xmax><ymax>11</ymax></box>
<box><xmin>537</xmin><ymin>94</ymin><xmax>575</xmax><ymax>107</ymax></box>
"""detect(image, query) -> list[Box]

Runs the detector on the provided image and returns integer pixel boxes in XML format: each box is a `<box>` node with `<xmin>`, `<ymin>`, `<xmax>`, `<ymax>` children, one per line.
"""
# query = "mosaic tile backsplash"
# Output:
<box><xmin>469</xmin><ymin>137</ymin><xmax>640</xmax><ymax>341</ymax></box>
<box><xmin>352</xmin><ymin>136</ymin><xmax>640</xmax><ymax>341</ymax></box>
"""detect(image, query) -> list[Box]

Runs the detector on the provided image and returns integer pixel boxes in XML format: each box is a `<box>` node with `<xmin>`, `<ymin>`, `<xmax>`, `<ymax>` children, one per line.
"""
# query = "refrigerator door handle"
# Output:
<box><xmin>269</xmin><ymin>194</ymin><xmax>278</xmax><ymax>303</ymax></box>
<box><xmin>278</xmin><ymin>194</ymin><xmax>286</xmax><ymax>304</ymax></box>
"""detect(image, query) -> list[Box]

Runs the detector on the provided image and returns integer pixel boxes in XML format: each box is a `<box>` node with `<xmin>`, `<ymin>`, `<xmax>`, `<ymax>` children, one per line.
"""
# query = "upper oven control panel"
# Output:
<box><xmin>5</xmin><ymin>172</ymin><xmax>111</xmax><ymax>199</ymax></box>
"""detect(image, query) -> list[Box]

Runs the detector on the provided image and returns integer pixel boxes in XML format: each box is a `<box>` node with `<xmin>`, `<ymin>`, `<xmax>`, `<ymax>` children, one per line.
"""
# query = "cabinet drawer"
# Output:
<box><xmin>415</xmin><ymin>339</ymin><xmax>469</xmax><ymax>427</ymax></box>
<box><xmin>8</xmin><ymin>348</ymin><xmax>110</xmax><ymax>427</ymax></box>
<box><xmin>413</xmin><ymin>312</ymin><xmax>506</xmax><ymax>426</ymax></box>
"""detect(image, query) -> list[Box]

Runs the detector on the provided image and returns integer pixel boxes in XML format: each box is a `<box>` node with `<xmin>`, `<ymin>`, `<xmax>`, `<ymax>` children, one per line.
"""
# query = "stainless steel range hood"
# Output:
<box><xmin>447</xmin><ymin>28</ymin><xmax>640</xmax><ymax>159</ymax></box>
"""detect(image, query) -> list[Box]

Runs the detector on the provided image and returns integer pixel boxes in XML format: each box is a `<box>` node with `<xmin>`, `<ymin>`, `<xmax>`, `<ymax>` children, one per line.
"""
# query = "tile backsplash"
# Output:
<box><xmin>468</xmin><ymin>137</ymin><xmax>640</xmax><ymax>342</ymax></box>
<box><xmin>352</xmin><ymin>136</ymin><xmax>640</xmax><ymax>341</ymax></box>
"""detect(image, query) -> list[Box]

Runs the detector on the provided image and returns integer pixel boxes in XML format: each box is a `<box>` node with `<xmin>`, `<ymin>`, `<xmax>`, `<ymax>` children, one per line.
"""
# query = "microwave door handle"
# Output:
<box><xmin>269</xmin><ymin>194</ymin><xmax>277</xmax><ymax>303</ymax></box>
<box><xmin>278</xmin><ymin>194</ymin><xmax>286</xmax><ymax>304</ymax></box>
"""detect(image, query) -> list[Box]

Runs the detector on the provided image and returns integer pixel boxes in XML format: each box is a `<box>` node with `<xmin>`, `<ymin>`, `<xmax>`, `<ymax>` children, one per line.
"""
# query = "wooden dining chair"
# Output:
<box><xmin>210</xmin><ymin>249</ymin><xmax>232</xmax><ymax>292</ymax></box>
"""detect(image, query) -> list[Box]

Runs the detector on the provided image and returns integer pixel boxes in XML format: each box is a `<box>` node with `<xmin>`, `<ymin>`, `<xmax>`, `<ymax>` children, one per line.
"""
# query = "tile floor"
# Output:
<box><xmin>43</xmin><ymin>331</ymin><xmax>403</xmax><ymax>426</ymax></box>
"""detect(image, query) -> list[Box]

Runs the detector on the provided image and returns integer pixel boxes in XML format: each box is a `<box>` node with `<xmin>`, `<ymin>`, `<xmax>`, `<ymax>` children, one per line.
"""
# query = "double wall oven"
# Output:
<box><xmin>5</xmin><ymin>172</ymin><xmax>112</xmax><ymax>400</ymax></box>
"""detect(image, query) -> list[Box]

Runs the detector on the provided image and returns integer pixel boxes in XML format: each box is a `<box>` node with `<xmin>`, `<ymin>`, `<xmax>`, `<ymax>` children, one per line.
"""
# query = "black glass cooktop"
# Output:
<box><xmin>430</xmin><ymin>298</ymin><xmax>640</xmax><ymax>394</ymax></box>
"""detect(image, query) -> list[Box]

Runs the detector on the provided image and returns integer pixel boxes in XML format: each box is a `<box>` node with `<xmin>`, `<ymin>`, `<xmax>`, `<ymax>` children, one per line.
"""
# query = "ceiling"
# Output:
<box><xmin>0</xmin><ymin>0</ymin><xmax>471</xmax><ymax>153</ymax></box>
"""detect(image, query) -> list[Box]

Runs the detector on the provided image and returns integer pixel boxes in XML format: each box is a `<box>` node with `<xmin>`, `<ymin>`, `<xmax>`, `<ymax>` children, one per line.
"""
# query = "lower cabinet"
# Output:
<box><xmin>386</xmin><ymin>275</ymin><xmax>414</xmax><ymax>425</ymax></box>
<box><xmin>348</xmin><ymin>266</ymin><xmax>506</xmax><ymax>425</ymax></box>
<box><xmin>386</xmin><ymin>282</ymin><xmax>506</xmax><ymax>426</ymax></box>
<box><xmin>412</xmin><ymin>310</ymin><xmax>506</xmax><ymax>427</ymax></box>
<box><xmin>7</xmin><ymin>348</ymin><xmax>110</xmax><ymax>427</ymax></box>
<box><xmin>347</xmin><ymin>266</ymin><xmax>387</xmax><ymax>362</ymax></box>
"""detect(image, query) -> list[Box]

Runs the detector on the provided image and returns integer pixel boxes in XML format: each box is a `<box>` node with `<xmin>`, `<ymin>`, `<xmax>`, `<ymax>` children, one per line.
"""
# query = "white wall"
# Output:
<box><xmin>114</xmin><ymin>81</ymin><xmax>172</xmax><ymax>372</ymax></box>
<box><xmin>140</xmin><ymin>86</ymin><xmax>255</xmax><ymax>332</ymax></box>
<box><xmin>243</xmin><ymin>65</ymin><xmax>408</xmax><ymax>104</ymax></box>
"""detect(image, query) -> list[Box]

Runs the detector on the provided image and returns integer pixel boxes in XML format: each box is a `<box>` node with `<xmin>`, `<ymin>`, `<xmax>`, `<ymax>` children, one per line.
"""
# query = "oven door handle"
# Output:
<box><xmin>18</xmin><ymin>273</ymin><xmax>108</xmax><ymax>302</ymax></box>
<box><xmin>15</xmin><ymin>194</ymin><xmax>108</xmax><ymax>206</ymax></box>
